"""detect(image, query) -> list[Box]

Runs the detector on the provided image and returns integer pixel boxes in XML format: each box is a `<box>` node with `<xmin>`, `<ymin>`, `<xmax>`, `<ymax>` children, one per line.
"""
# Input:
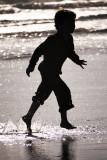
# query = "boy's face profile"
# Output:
<box><xmin>55</xmin><ymin>10</ymin><xmax>76</xmax><ymax>34</ymax></box>
<box><xmin>60</xmin><ymin>17</ymin><xmax>75</xmax><ymax>34</ymax></box>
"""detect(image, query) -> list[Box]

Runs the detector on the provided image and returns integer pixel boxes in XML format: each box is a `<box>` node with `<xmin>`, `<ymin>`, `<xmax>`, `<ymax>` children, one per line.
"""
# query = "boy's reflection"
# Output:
<box><xmin>61</xmin><ymin>136</ymin><xmax>76</xmax><ymax>160</ymax></box>
<box><xmin>24</xmin><ymin>136</ymin><xmax>76</xmax><ymax>160</ymax></box>
<box><xmin>25</xmin><ymin>139</ymin><xmax>50</xmax><ymax>160</ymax></box>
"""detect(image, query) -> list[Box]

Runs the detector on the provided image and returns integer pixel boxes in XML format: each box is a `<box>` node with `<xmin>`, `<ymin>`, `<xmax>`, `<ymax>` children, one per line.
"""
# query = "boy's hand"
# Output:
<box><xmin>78</xmin><ymin>60</ymin><xmax>87</xmax><ymax>69</ymax></box>
<box><xmin>26</xmin><ymin>68</ymin><xmax>31</xmax><ymax>77</ymax></box>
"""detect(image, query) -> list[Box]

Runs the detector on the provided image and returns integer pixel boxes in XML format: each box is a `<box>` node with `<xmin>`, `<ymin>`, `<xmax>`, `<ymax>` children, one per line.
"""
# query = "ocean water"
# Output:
<box><xmin>0</xmin><ymin>0</ymin><xmax>107</xmax><ymax>60</ymax></box>
<box><xmin>0</xmin><ymin>0</ymin><xmax>107</xmax><ymax>36</ymax></box>
<box><xmin>0</xmin><ymin>0</ymin><xmax>107</xmax><ymax>160</ymax></box>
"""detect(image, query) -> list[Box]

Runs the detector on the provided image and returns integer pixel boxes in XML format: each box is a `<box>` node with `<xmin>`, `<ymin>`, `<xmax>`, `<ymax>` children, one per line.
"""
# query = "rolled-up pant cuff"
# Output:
<box><xmin>59</xmin><ymin>104</ymin><xmax>75</xmax><ymax>112</ymax></box>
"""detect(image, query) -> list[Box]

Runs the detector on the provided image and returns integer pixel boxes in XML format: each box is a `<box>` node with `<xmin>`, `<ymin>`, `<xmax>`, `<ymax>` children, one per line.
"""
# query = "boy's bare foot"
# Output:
<box><xmin>60</xmin><ymin>122</ymin><xmax>76</xmax><ymax>129</ymax></box>
<box><xmin>22</xmin><ymin>115</ymin><xmax>32</xmax><ymax>135</ymax></box>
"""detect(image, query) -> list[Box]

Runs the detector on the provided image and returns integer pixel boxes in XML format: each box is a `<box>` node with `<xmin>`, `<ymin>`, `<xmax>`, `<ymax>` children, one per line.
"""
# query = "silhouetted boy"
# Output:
<box><xmin>22</xmin><ymin>9</ymin><xmax>87</xmax><ymax>135</ymax></box>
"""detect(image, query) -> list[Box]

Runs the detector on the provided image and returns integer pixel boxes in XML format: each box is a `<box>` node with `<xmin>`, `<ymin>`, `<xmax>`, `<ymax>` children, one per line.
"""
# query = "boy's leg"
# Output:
<box><xmin>22</xmin><ymin>100</ymin><xmax>40</xmax><ymax>135</ymax></box>
<box><xmin>22</xmin><ymin>76</ymin><xmax>52</xmax><ymax>135</ymax></box>
<box><xmin>60</xmin><ymin>111</ymin><xmax>76</xmax><ymax>129</ymax></box>
<box><xmin>53</xmin><ymin>76</ymin><xmax>76</xmax><ymax>129</ymax></box>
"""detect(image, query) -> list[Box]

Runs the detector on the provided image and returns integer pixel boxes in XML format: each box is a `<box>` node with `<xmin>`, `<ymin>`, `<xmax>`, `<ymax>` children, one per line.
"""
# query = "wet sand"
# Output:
<box><xmin>0</xmin><ymin>52</ymin><xmax>107</xmax><ymax>160</ymax></box>
<box><xmin>0</xmin><ymin>134</ymin><xmax>107</xmax><ymax>160</ymax></box>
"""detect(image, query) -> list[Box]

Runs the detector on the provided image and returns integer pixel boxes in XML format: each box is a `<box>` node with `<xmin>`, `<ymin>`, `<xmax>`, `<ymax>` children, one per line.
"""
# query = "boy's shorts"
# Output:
<box><xmin>32</xmin><ymin>72</ymin><xmax>74</xmax><ymax>112</ymax></box>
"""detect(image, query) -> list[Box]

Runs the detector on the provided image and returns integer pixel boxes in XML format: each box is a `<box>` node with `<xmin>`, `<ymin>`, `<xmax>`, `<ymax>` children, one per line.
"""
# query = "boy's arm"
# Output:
<box><xmin>26</xmin><ymin>43</ymin><xmax>44</xmax><ymax>76</ymax></box>
<box><xmin>68</xmin><ymin>50</ymin><xmax>79</xmax><ymax>64</ymax></box>
<box><xmin>68</xmin><ymin>51</ymin><xmax>87</xmax><ymax>69</ymax></box>
<box><xmin>68</xmin><ymin>36</ymin><xmax>87</xmax><ymax>69</ymax></box>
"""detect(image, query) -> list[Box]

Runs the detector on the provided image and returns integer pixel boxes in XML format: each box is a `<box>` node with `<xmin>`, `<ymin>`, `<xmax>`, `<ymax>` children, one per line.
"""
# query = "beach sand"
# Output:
<box><xmin>0</xmin><ymin>34</ymin><xmax>107</xmax><ymax>160</ymax></box>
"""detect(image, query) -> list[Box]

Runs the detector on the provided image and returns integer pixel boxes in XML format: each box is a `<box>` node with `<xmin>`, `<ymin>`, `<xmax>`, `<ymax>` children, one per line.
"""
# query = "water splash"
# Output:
<box><xmin>17</xmin><ymin>118</ymin><xmax>27</xmax><ymax>134</ymax></box>
<box><xmin>2</xmin><ymin>119</ymin><xmax>18</xmax><ymax>134</ymax></box>
<box><xmin>0</xmin><ymin>119</ymin><xmax>107</xmax><ymax>145</ymax></box>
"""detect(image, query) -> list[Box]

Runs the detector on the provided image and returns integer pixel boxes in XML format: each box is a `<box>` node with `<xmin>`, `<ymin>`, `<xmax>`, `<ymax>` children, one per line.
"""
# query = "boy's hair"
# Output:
<box><xmin>54</xmin><ymin>9</ymin><xmax>76</xmax><ymax>30</ymax></box>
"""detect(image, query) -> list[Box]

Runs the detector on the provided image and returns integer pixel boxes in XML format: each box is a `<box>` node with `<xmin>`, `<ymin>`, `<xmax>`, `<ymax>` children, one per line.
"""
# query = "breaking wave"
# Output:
<box><xmin>0</xmin><ymin>8</ymin><xmax>15</xmax><ymax>14</ymax></box>
<box><xmin>12</xmin><ymin>2</ymin><xmax>107</xmax><ymax>9</ymax></box>
<box><xmin>76</xmin><ymin>28</ymin><xmax>107</xmax><ymax>34</ymax></box>
<box><xmin>1</xmin><ymin>13</ymin><xmax>106</xmax><ymax>26</ymax></box>
<box><xmin>79</xmin><ymin>14</ymin><xmax>107</xmax><ymax>21</ymax></box>
<box><xmin>1</xmin><ymin>1</ymin><xmax>107</xmax><ymax>11</ymax></box>
<box><xmin>0</xmin><ymin>19</ymin><xmax>53</xmax><ymax>27</ymax></box>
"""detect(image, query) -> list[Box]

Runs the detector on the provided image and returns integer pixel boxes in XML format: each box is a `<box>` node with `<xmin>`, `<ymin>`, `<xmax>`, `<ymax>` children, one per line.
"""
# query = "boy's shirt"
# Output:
<box><xmin>28</xmin><ymin>33</ymin><xmax>80</xmax><ymax>75</ymax></box>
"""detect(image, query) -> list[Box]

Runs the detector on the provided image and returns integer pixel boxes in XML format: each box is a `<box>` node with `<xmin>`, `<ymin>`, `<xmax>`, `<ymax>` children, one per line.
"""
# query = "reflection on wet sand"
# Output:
<box><xmin>24</xmin><ymin>136</ymin><xmax>76</xmax><ymax>160</ymax></box>
<box><xmin>61</xmin><ymin>136</ymin><xmax>76</xmax><ymax>160</ymax></box>
<box><xmin>25</xmin><ymin>139</ymin><xmax>50</xmax><ymax>160</ymax></box>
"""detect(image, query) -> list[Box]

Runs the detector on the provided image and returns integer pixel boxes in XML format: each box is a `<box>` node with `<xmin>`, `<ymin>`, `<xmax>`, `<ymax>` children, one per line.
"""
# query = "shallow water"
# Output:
<box><xmin>0</xmin><ymin>37</ymin><xmax>107</xmax><ymax>159</ymax></box>
<box><xmin>0</xmin><ymin>119</ymin><xmax>107</xmax><ymax>160</ymax></box>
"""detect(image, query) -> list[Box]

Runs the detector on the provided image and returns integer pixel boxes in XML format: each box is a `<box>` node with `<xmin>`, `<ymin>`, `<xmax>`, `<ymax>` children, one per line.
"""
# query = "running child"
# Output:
<box><xmin>22</xmin><ymin>9</ymin><xmax>87</xmax><ymax>135</ymax></box>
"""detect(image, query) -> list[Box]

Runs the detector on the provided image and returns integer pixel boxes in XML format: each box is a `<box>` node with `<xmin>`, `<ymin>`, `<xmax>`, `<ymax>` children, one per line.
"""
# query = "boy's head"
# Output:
<box><xmin>54</xmin><ymin>9</ymin><xmax>76</xmax><ymax>33</ymax></box>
